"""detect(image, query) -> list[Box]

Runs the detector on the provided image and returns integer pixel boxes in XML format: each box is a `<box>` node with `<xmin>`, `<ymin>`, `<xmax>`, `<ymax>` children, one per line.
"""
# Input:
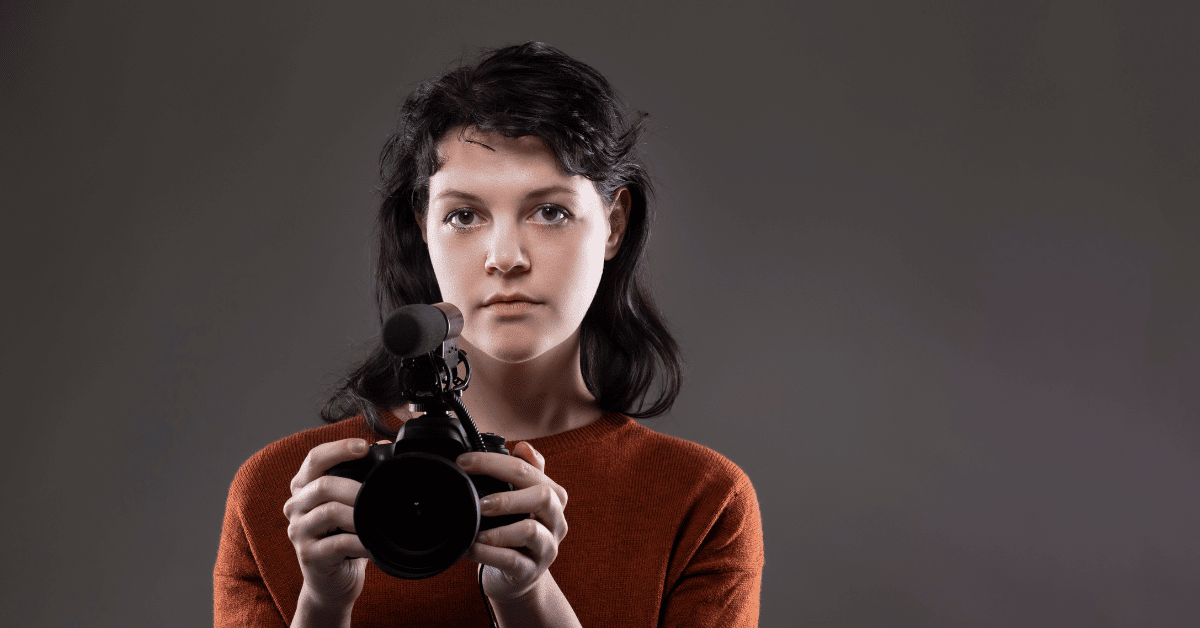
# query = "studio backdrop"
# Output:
<box><xmin>2</xmin><ymin>1</ymin><xmax>1198</xmax><ymax>626</ymax></box>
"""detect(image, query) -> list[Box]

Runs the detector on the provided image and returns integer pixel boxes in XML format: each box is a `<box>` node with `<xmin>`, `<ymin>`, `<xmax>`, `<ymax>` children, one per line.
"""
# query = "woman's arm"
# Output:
<box><xmin>282</xmin><ymin>438</ymin><xmax>375</xmax><ymax>627</ymax></box>
<box><xmin>214</xmin><ymin>516</ymin><xmax>289</xmax><ymax>628</ymax></box>
<box><xmin>659</xmin><ymin>482</ymin><xmax>764</xmax><ymax>628</ymax></box>
<box><xmin>460</xmin><ymin>442</ymin><xmax>581</xmax><ymax>628</ymax></box>
<box><xmin>215</xmin><ymin>460</ymin><xmax>293</xmax><ymax>628</ymax></box>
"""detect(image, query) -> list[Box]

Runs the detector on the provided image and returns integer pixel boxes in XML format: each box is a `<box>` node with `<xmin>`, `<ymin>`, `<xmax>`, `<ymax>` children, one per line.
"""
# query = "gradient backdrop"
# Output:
<box><xmin>2</xmin><ymin>1</ymin><xmax>1198</xmax><ymax>626</ymax></box>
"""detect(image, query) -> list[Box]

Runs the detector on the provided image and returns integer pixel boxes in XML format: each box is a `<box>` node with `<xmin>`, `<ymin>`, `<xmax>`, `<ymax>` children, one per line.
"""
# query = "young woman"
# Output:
<box><xmin>215</xmin><ymin>42</ymin><xmax>763</xmax><ymax>628</ymax></box>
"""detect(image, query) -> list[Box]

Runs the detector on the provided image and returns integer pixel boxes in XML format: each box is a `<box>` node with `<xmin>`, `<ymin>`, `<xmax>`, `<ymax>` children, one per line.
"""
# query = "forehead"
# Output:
<box><xmin>430</xmin><ymin>128</ymin><xmax>579</xmax><ymax>192</ymax></box>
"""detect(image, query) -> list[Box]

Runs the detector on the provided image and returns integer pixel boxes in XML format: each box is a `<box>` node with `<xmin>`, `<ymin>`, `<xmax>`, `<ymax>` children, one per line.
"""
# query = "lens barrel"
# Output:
<box><xmin>353</xmin><ymin>452</ymin><xmax>481</xmax><ymax>579</ymax></box>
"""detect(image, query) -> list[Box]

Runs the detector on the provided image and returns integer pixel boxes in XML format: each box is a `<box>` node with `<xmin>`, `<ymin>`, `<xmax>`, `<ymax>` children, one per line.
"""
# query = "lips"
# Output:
<box><xmin>482</xmin><ymin>293</ymin><xmax>541</xmax><ymax>316</ymax></box>
<box><xmin>482</xmin><ymin>293</ymin><xmax>539</xmax><ymax>307</ymax></box>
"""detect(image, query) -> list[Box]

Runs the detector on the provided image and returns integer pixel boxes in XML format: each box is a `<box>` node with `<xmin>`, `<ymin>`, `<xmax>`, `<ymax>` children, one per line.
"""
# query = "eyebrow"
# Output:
<box><xmin>433</xmin><ymin>185</ymin><xmax>579</xmax><ymax>203</ymax></box>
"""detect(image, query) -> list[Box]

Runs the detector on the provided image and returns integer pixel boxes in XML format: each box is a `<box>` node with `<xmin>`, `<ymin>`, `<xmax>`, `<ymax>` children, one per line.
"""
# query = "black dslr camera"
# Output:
<box><xmin>326</xmin><ymin>302</ymin><xmax>524</xmax><ymax>579</ymax></box>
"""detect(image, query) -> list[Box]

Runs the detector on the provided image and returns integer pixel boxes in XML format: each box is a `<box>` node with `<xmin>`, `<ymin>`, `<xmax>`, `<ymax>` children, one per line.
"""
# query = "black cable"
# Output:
<box><xmin>478</xmin><ymin>563</ymin><xmax>499</xmax><ymax>628</ymax></box>
<box><xmin>446</xmin><ymin>391</ymin><xmax>486</xmax><ymax>451</ymax></box>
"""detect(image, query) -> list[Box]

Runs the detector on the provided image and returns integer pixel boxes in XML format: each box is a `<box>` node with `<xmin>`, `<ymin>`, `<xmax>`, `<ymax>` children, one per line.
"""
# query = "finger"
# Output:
<box><xmin>299</xmin><ymin>530</ymin><xmax>372</xmax><ymax>569</ymax></box>
<box><xmin>457</xmin><ymin>452</ymin><xmax>568</xmax><ymax>506</ymax></box>
<box><xmin>288</xmin><ymin>501</ymin><xmax>358</xmax><ymax>544</ymax></box>
<box><xmin>512</xmin><ymin>443</ymin><xmax>565</xmax><ymax>508</ymax></box>
<box><xmin>481</xmin><ymin>484</ymin><xmax>566</xmax><ymax>540</ymax></box>
<box><xmin>475</xmin><ymin>518</ymin><xmax>557</xmax><ymax>565</ymax></box>
<box><xmin>283</xmin><ymin>475</ymin><xmax>362</xmax><ymax>520</ymax></box>
<box><xmin>512</xmin><ymin>441</ymin><xmax>545</xmax><ymax>472</ymax></box>
<box><xmin>290</xmin><ymin>438</ymin><xmax>370</xmax><ymax>494</ymax></box>
<box><xmin>465</xmin><ymin>541</ymin><xmax>540</xmax><ymax>585</ymax></box>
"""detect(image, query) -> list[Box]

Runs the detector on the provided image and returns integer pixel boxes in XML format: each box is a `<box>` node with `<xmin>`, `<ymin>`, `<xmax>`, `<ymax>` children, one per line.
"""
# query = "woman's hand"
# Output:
<box><xmin>459</xmin><ymin>441</ymin><xmax>569</xmax><ymax>603</ymax></box>
<box><xmin>283</xmin><ymin>438</ymin><xmax>376</xmax><ymax>626</ymax></box>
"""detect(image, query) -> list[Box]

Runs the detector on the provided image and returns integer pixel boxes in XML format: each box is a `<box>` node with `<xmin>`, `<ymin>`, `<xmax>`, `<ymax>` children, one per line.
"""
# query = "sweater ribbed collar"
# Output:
<box><xmin>512</xmin><ymin>412</ymin><xmax>632</xmax><ymax>455</ymax></box>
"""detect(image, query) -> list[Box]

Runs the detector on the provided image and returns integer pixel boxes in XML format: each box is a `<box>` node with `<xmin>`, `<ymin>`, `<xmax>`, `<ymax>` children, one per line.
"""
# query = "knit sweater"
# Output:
<box><xmin>214</xmin><ymin>412</ymin><xmax>763</xmax><ymax>627</ymax></box>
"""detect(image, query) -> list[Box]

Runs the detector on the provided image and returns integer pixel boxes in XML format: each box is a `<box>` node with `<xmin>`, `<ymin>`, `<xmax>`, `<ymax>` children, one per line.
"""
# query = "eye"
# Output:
<box><xmin>532</xmin><ymin>204</ymin><xmax>570</xmax><ymax>225</ymax></box>
<box><xmin>445</xmin><ymin>209</ymin><xmax>482</xmax><ymax>229</ymax></box>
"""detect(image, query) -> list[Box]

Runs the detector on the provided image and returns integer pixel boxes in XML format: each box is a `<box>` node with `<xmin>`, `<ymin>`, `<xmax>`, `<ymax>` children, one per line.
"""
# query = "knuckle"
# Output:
<box><xmin>292</xmin><ymin>462</ymin><xmax>319</xmax><ymax>493</ymax></box>
<box><xmin>309</xmin><ymin>475</ymin><xmax>333</xmax><ymax>495</ymax></box>
<box><xmin>514</xmin><ymin>461</ymin><xmax>534</xmax><ymax>479</ymax></box>
<box><xmin>523</xmin><ymin>443</ymin><xmax>545</xmax><ymax>467</ymax></box>
<box><xmin>314</xmin><ymin>500</ymin><xmax>338</xmax><ymax>522</ymax></box>
<box><xmin>522</xmin><ymin>519</ymin><xmax>540</xmax><ymax>542</ymax></box>
<box><xmin>510</xmin><ymin>554</ymin><xmax>531</xmax><ymax>578</ymax></box>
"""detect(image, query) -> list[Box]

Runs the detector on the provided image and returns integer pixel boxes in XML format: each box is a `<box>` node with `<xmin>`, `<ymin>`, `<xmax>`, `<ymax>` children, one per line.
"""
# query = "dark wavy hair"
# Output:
<box><xmin>321</xmin><ymin>42</ymin><xmax>683</xmax><ymax>436</ymax></box>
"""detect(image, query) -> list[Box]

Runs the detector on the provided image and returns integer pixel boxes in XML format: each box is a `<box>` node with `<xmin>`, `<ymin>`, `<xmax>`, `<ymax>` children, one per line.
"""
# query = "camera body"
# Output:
<box><xmin>324</xmin><ymin>302</ymin><xmax>525</xmax><ymax>579</ymax></box>
<box><xmin>326</xmin><ymin>411</ymin><xmax>525</xmax><ymax>579</ymax></box>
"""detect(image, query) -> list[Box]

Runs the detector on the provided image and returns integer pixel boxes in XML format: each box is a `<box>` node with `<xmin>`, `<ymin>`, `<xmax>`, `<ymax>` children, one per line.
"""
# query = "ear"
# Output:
<box><xmin>604</xmin><ymin>188</ymin><xmax>630</xmax><ymax>260</ymax></box>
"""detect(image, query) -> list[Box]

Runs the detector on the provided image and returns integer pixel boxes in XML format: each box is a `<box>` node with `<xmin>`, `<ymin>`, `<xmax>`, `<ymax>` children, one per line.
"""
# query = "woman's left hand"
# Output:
<box><xmin>458</xmin><ymin>441</ymin><xmax>568</xmax><ymax>602</ymax></box>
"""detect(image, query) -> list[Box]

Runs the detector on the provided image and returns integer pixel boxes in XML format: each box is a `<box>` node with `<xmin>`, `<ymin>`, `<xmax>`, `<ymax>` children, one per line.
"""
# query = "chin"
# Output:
<box><xmin>471</xmin><ymin>338</ymin><xmax>561</xmax><ymax>365</ymax></box>
<box><xmin>463</xmin><ymin>331</ymin><xmax>554</xmax><ymax>365</ymax></box>
<box><xmin>486</xmin><ymin>346</ymin><xmax>546</xmax><ymax>364</ymax></box>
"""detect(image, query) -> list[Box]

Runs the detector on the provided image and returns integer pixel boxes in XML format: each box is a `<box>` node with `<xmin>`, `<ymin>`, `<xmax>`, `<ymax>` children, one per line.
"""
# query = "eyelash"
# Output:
<box><xmin>533</xmin><ymin>205</ymin><xmax>571</xmax><ymax>224</ymax></box>
<box><xmin>444</xmin><ymin>209</ymin><xmax>481</xmax><ymax>229</ymax></box>
<box><xmin>442</xmin><ymin>205</ymin><xmax>572</xmax><ymax>230</ymax></box>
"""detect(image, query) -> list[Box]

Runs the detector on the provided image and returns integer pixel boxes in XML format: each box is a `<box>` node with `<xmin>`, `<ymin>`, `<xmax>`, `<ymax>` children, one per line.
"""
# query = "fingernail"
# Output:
<box><xmin>475</xmin><ymin>532</ymin><xmax>489</xmax><ymax>544</ymax></box>
<box><xmin>479</xmin><ymin>496</ymin><xmax>495</xmax><ymax>511</ymax></box>
<box><xmin>350</xmin><ymin>439</ymin><xmax>367</xmax><ymax>454</ymax></box>
<box><xmin>457</xmin><ymin>454</ymin><xmax>474</xmax><ymax>468</ymax></box>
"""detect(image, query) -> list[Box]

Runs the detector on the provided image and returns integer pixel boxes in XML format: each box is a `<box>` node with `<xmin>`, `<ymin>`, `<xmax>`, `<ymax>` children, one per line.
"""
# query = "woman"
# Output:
<box><xmin>215</xmin><ymin>42</ymin><xmax>763</xmax><ymax>628</ymax></box>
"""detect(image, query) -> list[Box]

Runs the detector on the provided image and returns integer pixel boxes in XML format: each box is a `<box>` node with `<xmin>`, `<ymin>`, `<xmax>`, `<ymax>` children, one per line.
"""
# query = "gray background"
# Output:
<box><xmin>2</xmin><ymin>1</ymin><xmax>1198</xmax><ymax>626</ymax></box>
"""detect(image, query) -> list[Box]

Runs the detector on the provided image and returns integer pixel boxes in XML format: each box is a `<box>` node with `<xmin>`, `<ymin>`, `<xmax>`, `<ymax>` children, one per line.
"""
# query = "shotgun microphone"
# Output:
<box><xmin>381</xmin><ymin>302</ymin><xmax>465</xmax><ymax>359</ymax></box>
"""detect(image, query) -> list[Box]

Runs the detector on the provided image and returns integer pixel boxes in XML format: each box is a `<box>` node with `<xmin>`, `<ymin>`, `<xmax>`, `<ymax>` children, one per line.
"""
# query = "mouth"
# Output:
<box><xmin>482</xmin><ymin>293</ymin><xmax>539</xmax><ymax>307</ymax></box>
<box><xmin>482</xmin><ymin>294</ymin><xmax>541</xmax><ymax>316</ymax></box>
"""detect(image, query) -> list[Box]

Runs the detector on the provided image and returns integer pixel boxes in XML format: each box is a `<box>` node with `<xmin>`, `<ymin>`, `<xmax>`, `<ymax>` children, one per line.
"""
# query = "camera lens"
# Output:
<box><xmin>353</xmin><ymin>452</ymin><xmax>481</xmax><ymax>579</ymax></box>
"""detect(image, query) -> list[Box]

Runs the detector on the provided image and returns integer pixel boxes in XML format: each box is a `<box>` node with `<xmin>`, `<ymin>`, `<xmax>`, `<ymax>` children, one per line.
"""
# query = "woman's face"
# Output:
<box><xmin>423</xmin><ymin>128</ymin><xmax>627</xmax><ymax>364</ymax></box>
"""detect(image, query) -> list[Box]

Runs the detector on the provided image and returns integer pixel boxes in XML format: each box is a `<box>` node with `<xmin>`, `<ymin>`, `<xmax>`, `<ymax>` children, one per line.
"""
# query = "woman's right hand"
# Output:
<box><xmin>283</xmin><ymin>438</ymin><xmax>375</xmax><ymax>626</ymax></box>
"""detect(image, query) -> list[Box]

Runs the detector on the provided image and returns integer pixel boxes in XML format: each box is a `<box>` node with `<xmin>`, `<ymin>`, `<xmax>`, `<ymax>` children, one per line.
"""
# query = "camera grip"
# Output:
<box><xmin>325</xmin><ymin>442</ymin><xmax>393</xmax><ymax>482</ymax></box>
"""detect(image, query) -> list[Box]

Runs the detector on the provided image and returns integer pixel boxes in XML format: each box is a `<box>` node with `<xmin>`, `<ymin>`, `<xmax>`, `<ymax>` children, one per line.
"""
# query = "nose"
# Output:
<box><xmin>483</xmin><ymin>221</ymin><xmax>530</xmax><ymax>276</ymax></box>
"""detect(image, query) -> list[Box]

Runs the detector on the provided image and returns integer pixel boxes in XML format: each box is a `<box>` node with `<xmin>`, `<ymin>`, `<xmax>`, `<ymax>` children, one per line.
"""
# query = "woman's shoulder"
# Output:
<box><xmin>547</xmin><ymin>415</ymin><xmax>764</xmax><ymax>582</ymax></box>
<box><xmin>539</xmin><ymin>413</ymin><xmax>756</xmax><ymax>504</ymax></box>
<box><xmin>618</xmin><ymin>418</ymin><xmax>752</xmax><ymax>489</ymax></box>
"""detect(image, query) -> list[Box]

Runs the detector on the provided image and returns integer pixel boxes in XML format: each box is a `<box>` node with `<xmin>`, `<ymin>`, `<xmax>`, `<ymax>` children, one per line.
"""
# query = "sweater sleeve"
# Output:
<box><xmin>659</xmin><ymin>476</ymin><xmax>764</xmax><ymax>628</ymax></box>
<box><xmin>214</xmin><ymin>469</ymin><xmax>289</xmax><ymax>628</ymax></box>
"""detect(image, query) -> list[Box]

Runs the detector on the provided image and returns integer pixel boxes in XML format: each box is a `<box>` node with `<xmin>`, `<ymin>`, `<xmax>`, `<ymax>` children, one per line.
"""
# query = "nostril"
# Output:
<box><xmin>484</xmin><ymin>247</ymin><xmax>530</xmax><ymax>275</ymax></box>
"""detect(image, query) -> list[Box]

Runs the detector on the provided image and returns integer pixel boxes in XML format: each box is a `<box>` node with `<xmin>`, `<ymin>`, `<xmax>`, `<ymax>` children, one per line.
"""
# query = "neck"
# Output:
<box><xmin>397</xmin><ymin>332</ymin><xmax>602</xmax><ymax>441</ymax></box>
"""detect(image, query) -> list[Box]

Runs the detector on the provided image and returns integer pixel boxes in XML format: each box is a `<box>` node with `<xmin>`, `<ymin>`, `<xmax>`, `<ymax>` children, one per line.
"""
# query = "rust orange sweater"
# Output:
<box><xmin>214</xmin><ymin>413</ymin><xmax>763</xmax><ymax>627</ymax></box>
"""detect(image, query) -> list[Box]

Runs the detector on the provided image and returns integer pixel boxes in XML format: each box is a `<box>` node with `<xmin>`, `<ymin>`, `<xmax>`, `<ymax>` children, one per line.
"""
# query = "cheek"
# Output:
<box><xmin>550</xmin><ymin>228</ymin><xmax>608</xmax><ymax>309</ymax></box>
<box><xmin>427</xmin><ymin>238</ymin><xmax>474</xmax><ymax>303</ymax></box>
